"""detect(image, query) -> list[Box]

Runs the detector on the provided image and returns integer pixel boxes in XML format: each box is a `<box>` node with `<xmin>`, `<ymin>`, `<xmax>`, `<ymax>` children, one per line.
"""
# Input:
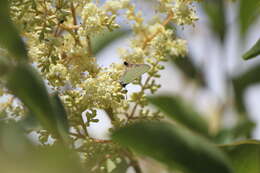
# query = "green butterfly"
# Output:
<box><xmin>120</xmin><ymin>61</ymin><xmax>150</xmax><ymax>87</ymax></box>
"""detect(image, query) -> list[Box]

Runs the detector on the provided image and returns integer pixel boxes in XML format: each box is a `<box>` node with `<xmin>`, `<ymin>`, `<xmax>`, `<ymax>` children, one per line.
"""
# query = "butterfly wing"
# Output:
<box><xmin>120</xmin><ymin>64</ymin><xmax>150</xmax><ymax>84</ymax></box>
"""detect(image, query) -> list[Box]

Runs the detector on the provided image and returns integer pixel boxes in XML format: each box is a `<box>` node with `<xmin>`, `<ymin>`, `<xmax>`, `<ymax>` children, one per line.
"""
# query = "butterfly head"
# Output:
<box><xmin>120</xmin><ymin>81</ymin><xmax>127</xmax><ymax>87</ymax></box>
<box><xmin>123</xmin><ymin>61</ymin><xmax>129</xmax><ymax>67</ymax></box>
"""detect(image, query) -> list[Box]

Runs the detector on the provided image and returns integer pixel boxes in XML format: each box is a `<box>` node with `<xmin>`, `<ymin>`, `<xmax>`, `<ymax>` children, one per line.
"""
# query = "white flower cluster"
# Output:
<box><xmin>158</xmin><ymin>0</ymin><xmax>198</xmax><ymax>25</ymax></box>
<box><xmin>119</xmin><ymin>47</ymin><xmax>145</xmax><ymax>64</ymax></box>
<box><xmin>4</xmin><ymin>0</ymin><xmax>200</xmax><ymax>134</ymax></box>
<box><xmin>79</xmin><ymin>65</ymin><xmax>126</xmax><ymax>110</ymax></box>
<box><xmin>47</xmin><ymin>63</ymin><xmax>68</xmax><ymax>86</ymax></box>
<box><xmin>80</xmin><ymin>3</ymin><xmax>120</xmax><ymax>35</ymax></box>
<box><xmin>146</xmin><ymin>23</ymin><xmax>188</xmax><ymax>58</ymax></box>
<box><xmin>172</xmin><ymin>0</ymin><xmax>198</xmax><ymax>25</ymax></box>
<box><xmin>169</xmin><ymin>39</ymin><xmax>187</xmax><ymax>57</ymax></box>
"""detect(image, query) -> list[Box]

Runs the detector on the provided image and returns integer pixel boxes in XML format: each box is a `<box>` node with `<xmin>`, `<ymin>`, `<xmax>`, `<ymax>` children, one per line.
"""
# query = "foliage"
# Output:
<box><xmin>113</xmin><ymin>121</ymin><xmax>233</xmax><ymax>173</ymax></box>
<box><xmin>220</xmin><ymin>140</ymin><xmax>260</xmax><ymax>173</ymax></box>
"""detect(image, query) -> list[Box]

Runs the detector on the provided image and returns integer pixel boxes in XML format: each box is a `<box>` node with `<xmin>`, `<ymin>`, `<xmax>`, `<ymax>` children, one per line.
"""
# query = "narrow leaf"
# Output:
<box><xmin>51</xmin><ymin>93</ymin><xmax>70</xmax><ymax>143</ymax></box>
<box><xmin>112</xmin><ymin>122</ymin><xmax>233</xmax><ymax>173</ymax></box>
<box><xmin>243</xmin><ymin>38</ymin><xmax>260</xmax><ymax>60</ymax></box>
<box><xmin>148</xmin><ymin>95</ymin><xmax>209</xmax><ymax>136</ymax></box>
<box><xmin>51</xmin><ymin>94</ymin><xmax>69</xmax><ymax>132</ymax></box>
<box><xmin>7</xmin><ymin>64</ymin><xmax>57</xmax><ymax>133</ymax></box>
<box><xmin>220</xmin><ymin>140</ymin><xmax>260</xmax><ymax>173</ymax></box>
<box><xmin>0</xmin><ymin>0</ymin><xmax>28</xmax><ymax>61</ymax></box>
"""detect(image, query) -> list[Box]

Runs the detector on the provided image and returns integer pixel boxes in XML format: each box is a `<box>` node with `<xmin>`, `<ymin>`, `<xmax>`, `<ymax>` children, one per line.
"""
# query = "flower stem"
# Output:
<box><xmin>142</xmin><ymin>11</ymin><xmax>173</xmax><ymax>49</ymax></box>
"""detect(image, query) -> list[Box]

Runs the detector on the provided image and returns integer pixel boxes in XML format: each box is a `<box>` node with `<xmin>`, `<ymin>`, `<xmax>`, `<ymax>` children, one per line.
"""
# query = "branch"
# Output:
<box><xmin>142</xmin><ymin>11</ymin><xmax>173</xmax><ymax>49</ymax></box>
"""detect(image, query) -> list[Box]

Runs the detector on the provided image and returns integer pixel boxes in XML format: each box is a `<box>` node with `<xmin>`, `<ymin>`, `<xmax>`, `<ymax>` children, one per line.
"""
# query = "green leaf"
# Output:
<box><xmin>0</xmin><ymin>141</ymin><xmax>83</xmax><ymax>173</ymax></box>
<box><xmin>231</xmin><ymin>119</ymin><xmax>256</xmax><ymax>138</ymax></box>
<box><xmin>148</xmin><ymin>95</ymin><xmax>209</xmax><ymax>136</ymax></box>
<box><xmin>171</xmin><ymin>55</ymin><xmax>206</xmax><ymax>87</ymax></box>
<box><xmin>19</xmin><ymin>111</ymin><xmax>41</xmax><ymax>130</ymax></box>
<box><xmin>220</xmin><ymin>140</ymin><xmax>260</xmax><ymax>173</ymax></box>
<box><xmin>0</xmin><ymin>121</ymin><xmax>33</xmax><ymax>153</ymax></box>
<box><xmin>0</xmin><ymin>0</ymin><xmax>28</xmax><ymax>61</ymax></box>
<box><xmin>243</xmin><ymin>38</ymin><xmax>260</xmax><ymax>60</ymax></box>
<box><xmin>232</xmin><ymin>65</ymin><xmax>260</xmax><ymax>114</ymax></box>
<box><xmin>30</xmin><ymin>145</ymin><xmax>84</xmax><ymax>173</ymax></box>
<box><xmin>112</xmin><ymin>122</ymin><xmax>233</xmax><ymax>173</ymax></box>
<box><xmin>0</xmin><ymin>56</ymin><xmax>10</xmax><ymax>77</ymax></box>
<box><xmin>93</xmin><ymin>29</ymin><xmax>130</xmax><ymax>55</ymax></box>
<box><xmin>239</xmin><ymin>0</ymin><xmax>260</xmax><ymax>37</ymax></box>
<box><xmin>51</xmin><ymin>93</ymin><xmax>69</xmax><ymax>132</ymax></box>
<box><xmin>50</xmin><ymin>93</ymin><xmax>70</xmax><ymax>143</ymax></box>
<box><xmin>214</xmin><ymin>119</ymin><xmax>256</xmax><ymax>144</ymax></box>
<box><xmin>6</xmin><ymin>64</ymin><xmax>57</xmax><ymax>133</ymax></box>
<box><xmin>0</xmin><ymin>122</ymin><xmax>83</xmax><ymax>173</ymax></box>
<box><xmin>202</xmin><ymin>0</ymin><xmax>226</xmax><ymax>42</ymax></box>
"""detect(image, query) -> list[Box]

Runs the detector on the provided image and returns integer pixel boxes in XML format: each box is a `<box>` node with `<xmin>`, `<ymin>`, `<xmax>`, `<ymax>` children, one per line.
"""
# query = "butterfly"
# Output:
<box><xmin>120</xmin><ymin>61</ymin><xmax>150</xmax><ymax>87</ymax></box>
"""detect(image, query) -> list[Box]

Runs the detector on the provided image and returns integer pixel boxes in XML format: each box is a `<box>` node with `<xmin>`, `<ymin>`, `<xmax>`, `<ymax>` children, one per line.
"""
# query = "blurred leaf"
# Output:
<box><xmin>0</xmin><ymin>122</ymin><xmax>33</xmax><ymax>154</ymax></box>
<box><xmin>0</xmin><ymin>122</ymin><xmax>83</xmax><ymax>173</ymax></box>
<box><xmin>5</xmin><ymin>65</ymin><xmax>69</xmax><ymax>139</ymax></box>
<box><xmin>148</xmin><ymin>95</ymin><xmax>209</xmax><ymax>136</ymax></box>
<box><xmin>239</xmin><ymin>0</ymin><xmax>260</xmax><ymax>37</ymax></box>
<box><xmin>29</xmin><ymin>146</ymin><xmax>84</xmax><ymax>173</ymax></box>
<box><xmin>0</xmin><ymin>144</ymin><xmax>84</xmax><ymax>173</ymax></box>
<box><xmin>220</xmin><ymin>140</ymin><xmax>260</xmax><ymax>173</ymax></box>
<box><xmin>0</xmin><ymin>111</ymin><xmax>7</xmax><ymax>120</ymax></box>
<box><xmin>202</xmin><ymin>0</ymin><xmax>226</xmax><ymax>42</ymax></box>
<box><xmin>0</xmin><ymin>0</ymin><xmax>28</xmax><ymax>61</ymax></box>
<box><xmin>171</xmin><ymin>55</ymin><xmax>206</xmax><ymax>87</ymax></box>
<box><xmin>214</xmin><ymin>129</ymin><xmax>237</xmax><ymax>145</ymax></box>
<box><xmin>231</xmin><ymin>119</ymin><xmax>256</xmax><ymax>138</ymax></box>
<box><xmin>93</xmin><ymin>29</ymin><xmax>130</xmax><ymax>55</ymax></box>
<box><xmin>214</xmin><ymin>119</ymin><xmax>256</xmax><ymax>144</ymax></box>
<box><xmin>6</xmin><ymin>64</ymin><xmax>57</xmax><ymax>134</ymax></box>
<box><xmin>232</xmin><ymin>65</ymin><xmax>260</xmax><ymax>113</ymax></box>
<box><xmin>51</xmin><ymin>93</ymin><xmax>69</xmax><ymax>132</ymax></box>
<box><xmin>243</xmin><ymin>38</ymin><xmax>260</xmax><ymax>60</ymax></box>
<box><xmin>112</xmin><ymin>121</ymin><xmax>233</xmax><ymax>173</ymax></box>
<box><xmin>0</xmin><ymin>56</ymin><xmax>10</xmax><ymax>77</ymax></box>
<box><xmin>50</xmin><ymin>93</ymin><xmax>70</xmax><ymax>143</ymax></box>
<box><xmin>19</xmin><ymin>111</ymin><xmax>41</xmax><ymax>130</ymax></box>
